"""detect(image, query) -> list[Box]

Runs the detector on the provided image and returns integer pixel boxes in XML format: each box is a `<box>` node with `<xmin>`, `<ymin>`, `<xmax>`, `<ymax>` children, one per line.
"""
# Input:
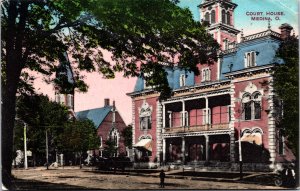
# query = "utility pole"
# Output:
<box><xmin>238</xmin><ymin>129</ymin><xmax>243</xmax><ymax>180</ymax></box>
<box><xmin>46</xmin><ymin>130</ymin><xmax>49</xmax><ymax>170</ymax></box>
<box><xmin>24</xmin><ymin>123</ymin><xmax>28</xmax><ymax>170</ymax></box>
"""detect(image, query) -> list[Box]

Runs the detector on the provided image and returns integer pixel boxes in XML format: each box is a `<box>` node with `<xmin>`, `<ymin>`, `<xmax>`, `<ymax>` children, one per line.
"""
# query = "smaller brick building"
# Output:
<box><xmin>76</xmin><ymin>99</ymin><xmax>127</xmax><ymax>157</ymax></box>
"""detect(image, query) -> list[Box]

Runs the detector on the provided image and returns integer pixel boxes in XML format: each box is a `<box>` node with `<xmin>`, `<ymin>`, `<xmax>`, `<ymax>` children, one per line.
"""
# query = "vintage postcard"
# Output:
<box><xmin>2</xmin><ymin>0</ymin><xmax>299</xmax><ymax>190</ymax></box>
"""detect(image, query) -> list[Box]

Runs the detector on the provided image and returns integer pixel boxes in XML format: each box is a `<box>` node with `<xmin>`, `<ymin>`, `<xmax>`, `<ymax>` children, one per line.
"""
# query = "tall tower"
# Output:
<box><xmin>199</xmin><ymin>0</ymin><xmax>240</xmax><ymax>50</ymax></box>
<box><xmin>54</xmin><ymin>52</ymin><xmax>75</xmax><ymax>118</ymax></box>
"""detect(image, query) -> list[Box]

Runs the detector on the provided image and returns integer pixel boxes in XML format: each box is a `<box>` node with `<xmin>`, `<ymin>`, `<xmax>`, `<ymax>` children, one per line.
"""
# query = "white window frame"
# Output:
<box><xmin>179</xmin><ymin>74</ymin><xmax>186</xmax><ymax>87</ymax></box>
<box><xmin>140</xmin><ymin>116</ymin><xmax>152</xmax><ymax>130</ymax></box>
<box><xmin>202</xmin><ymin>68</ymin><xmax>211</xmax><ymax>82</ymax></box>
<box><xmin>242</xmin><ymin>92</ymin><xmax>262</xmax><ymax>120</ymax></box>
<box><xmin>139</xmin><ymin>101</ymin><xmax>153</xmax><ymax>130</ymax></box>
<box><xmin>244</xmin><ymin>51</ymin><xmax>256</xmax><ymax>68</ymax></box>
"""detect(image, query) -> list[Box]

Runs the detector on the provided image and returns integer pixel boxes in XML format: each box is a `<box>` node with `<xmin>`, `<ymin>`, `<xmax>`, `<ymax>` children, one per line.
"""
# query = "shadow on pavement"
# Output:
<box><xmin>11</xmin><ymin>178</ymin><xmax>103</xmax><ymax>190</ymax></box>
<box><xmin>171</xmin><ymin>171</ymin><xmax>251</xmax><ymax>179</ymax></box>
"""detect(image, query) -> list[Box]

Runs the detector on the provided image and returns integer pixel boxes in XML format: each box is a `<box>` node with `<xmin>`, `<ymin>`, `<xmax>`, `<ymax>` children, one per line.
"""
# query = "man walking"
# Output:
<box><xmin>159</xmin><ymin>169</ymin><xmax>166</xmax><ymax>188</ymax></box>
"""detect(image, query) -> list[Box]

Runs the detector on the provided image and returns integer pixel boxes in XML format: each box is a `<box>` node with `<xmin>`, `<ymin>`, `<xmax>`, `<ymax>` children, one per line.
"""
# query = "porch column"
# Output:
<box><xmin>182</xmin><ymin>137</ymin><xmax>185</xmax><ymax>164</ymax></box>
<box><xmin>181</xmin><ymin>101</ymin><xmax>185</xmax><ymax>127</ymax></box>
<box><xmin>162</xmin><ymin>103</ymin><xmax>166</xmax><ymax>133</ymax></box>
<box><xmin>205</xmin><ymin>135</ymin><xmax>209</xmax><ymax>162</ymax></box>
<box><xmin>162</xmin><ymin>138</ymin><xmax>166</xmax><ymax>164</ymax></box>
<box><xmin>205</xmin><ymin>97</ymin><xmax>209</xmax><ymax>124</ymax></box>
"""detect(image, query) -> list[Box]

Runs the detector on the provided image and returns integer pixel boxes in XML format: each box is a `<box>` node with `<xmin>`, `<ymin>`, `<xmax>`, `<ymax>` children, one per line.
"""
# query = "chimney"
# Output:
<box><xmin>113</xmin><ymin>100</ymin><xmax>116</xmax><ymax>110</ymax></box>
<box><xmin>279</xmin><ymin>23</ymin><xmax>293</xmax><ymax>40</ymax></box>
<box><xmin>104</xmin><ymin>98</ymin><xmax>110</xmax><ymax>107</ymax></box>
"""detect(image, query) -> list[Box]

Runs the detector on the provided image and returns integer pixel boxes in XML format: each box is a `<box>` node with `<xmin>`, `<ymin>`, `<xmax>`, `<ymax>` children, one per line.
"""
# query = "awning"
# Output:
<box><xmin>133</xmin><ymin>139</ymin><xmax>152</xmax><ymax>152</ymax></box>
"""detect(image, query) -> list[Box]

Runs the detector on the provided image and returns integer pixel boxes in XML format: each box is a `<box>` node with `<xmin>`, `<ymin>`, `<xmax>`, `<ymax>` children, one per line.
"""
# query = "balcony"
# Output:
<box><xmin>164</xmin><ymin>123</ymin><xmax>230</xmax><ymax>133</ymax></box>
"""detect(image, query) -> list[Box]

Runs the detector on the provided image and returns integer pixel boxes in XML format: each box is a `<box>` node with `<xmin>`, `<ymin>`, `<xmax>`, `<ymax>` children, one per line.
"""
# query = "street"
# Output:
<box><xmin>11</xmin><ymin>167</ymin><xmax>284</xmax><ymax>190</ymax></box>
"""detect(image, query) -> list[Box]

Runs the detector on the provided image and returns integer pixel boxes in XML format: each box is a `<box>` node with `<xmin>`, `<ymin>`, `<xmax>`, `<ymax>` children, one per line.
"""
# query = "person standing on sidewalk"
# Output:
<box><xmin>159</xmin><ymin>169</ymin><xmax>166</xmax><ymax>188</ymax></box>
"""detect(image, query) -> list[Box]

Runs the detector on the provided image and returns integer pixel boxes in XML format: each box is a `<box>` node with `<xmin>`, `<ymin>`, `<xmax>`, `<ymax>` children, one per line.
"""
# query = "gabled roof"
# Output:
<box><xmin>75</xmin><ymin>106</ymin><xmax>112</xmax><ymax>128</ymax></box>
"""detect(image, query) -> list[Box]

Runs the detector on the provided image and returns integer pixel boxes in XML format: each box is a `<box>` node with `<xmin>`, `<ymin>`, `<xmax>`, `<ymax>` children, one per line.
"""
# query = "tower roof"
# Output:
<box><xmin>199</xmin><ymin>0</ymin><xmax>237</xmax><ymax>9</ymax></box>
<box><xmin>55</xmin><ymin>52</ymin><xmax>75</xmax><ymax>94</ymax></box>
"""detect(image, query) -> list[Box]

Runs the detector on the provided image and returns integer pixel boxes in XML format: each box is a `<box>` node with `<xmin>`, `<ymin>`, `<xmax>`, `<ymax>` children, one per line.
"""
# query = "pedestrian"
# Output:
<box><xmin>159</xmin><ymin>169</ymin><xmax>166</xmax><ymax>188</ymax></box>
<box><xmin>285</xmin><ymin>164</ymin><xmax>296</xmax><ymax>187</ymax></box>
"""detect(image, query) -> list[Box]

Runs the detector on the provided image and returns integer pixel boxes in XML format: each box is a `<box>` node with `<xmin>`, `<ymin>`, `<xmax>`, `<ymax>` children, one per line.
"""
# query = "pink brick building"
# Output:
<box><xmin>128</xmin><ymin>0</ymin><xmax>295</xmax><ymax>171</ymax></box>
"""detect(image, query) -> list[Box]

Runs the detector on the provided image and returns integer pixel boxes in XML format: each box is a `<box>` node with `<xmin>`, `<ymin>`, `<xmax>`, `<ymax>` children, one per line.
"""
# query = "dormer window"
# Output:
<box><xmin>202</xmin><ymin>68</ymin><xmax>211</xmax><ymax>82</ymax></box>
<box><xmin>245</xmin><ymin>51</ymin><xmax>256</xmax><ymax>68</ymax></box>
<box><xmin>179</xmin><ymin>74</ymin><xmax>186</xmax><ymax>87</ymax></box>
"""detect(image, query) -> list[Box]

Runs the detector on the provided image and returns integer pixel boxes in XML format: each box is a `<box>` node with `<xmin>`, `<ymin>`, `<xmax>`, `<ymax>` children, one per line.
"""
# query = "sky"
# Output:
<box><xmin>34</xmin><ymin>0</ymin><xmax>299</xmax><ymax>125</ymax></box>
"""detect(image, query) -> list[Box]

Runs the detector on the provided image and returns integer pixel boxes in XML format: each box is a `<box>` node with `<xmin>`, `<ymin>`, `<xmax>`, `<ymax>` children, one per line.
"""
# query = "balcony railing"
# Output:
<box><xmin>164</xmin><ymin>123</ymin><xmax>229</xmax><ymax>133</ymax></box>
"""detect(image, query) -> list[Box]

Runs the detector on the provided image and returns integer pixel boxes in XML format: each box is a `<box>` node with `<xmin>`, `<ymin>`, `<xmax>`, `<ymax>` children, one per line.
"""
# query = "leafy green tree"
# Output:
<box><xmin>14</xmin><ymin>94</ymin><xmax>69</xmax><ymax>166</ymax></box>
<box><xmin>273</xmin><ymin>35</ymin><xmax>299</xmax><ymax>156</ymax></box>
<box><xmin>103</xmin><ymin>140</ymin><xmax>118</xmax><ymax>158</ymax></box>
<box><xmin>122</xmin><ymin>125</ymin><xmax>133</xmax><ymax>149</ymax></box>
<box><xmin>61</xmin><ymin>120</ymin><xmax>99</xmax><ymax>167</ymax></box>
<box><xmin>2</xmin><ymin>0</ymin><xmax>219</xmax><ymax>187</ymax></box>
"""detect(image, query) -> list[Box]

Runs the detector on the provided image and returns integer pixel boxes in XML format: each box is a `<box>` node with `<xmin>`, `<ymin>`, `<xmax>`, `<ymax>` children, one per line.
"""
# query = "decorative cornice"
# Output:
<box><xmin>223</xmin><ymin>64</ymin><xmax>274</xmax><ymax>79</ymax></box>
<box><xmin>199</xmin><ymin>0</ymin><xmax>237</xmax><ymax>9</ymax></box>
<box><xmin>208</xmin><ymin>23</ymin><xmax>240</xmax><ymax>34</ymax></box>
<box><xmin>242</xmin><ymin>29</ymin><xmax>281</xmax><ymax>42</ymax></box>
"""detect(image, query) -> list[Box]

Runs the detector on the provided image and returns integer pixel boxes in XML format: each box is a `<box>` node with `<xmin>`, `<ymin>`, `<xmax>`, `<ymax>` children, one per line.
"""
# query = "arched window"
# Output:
<box><xmin>242</xmin><ymin>92</ymin><xmax>262</xmax><ymax>120</ymax></box>
<box><xmin>245</xmin><ymin>51</ymin><xmax>256</xmax><ymax>67</ymax></box>
<box><xmin>241</xmin><ymin>128</ymin><xmax>263</xmax><ymax>145</ymax></box>
<box><xmin>110</xmin><ymin>128</ymin><xmax>119</xmax><ymax>148</ymax></box>
<box><xmin>222</xmin><ymin>10</ymin><xmax>226</xmax><ymax>23</ymax></box>
<box><xmin>227</xmin><ymin>12</ymin><xmax>231</xmax><ymax>25</ymax></box>
<box><xmin>139</xmin><ymin>101</ymin><xmax>153</xmax><ymax>130</ymax></box>
<box><xmin>211</xmin><ymin>10</ymin><xmax>216</xmax><ymax>24</ymax></box>
<box><xmin>242</xmin><ymin>93</ymin><xmax>252</xmax><ymax>120</ymax></box>
<box><xmin>202</xmin><ymin>68</ymin><xmax>211</xmax><ymax>82</ymax></box>
<box><xmin>205</xmin><ymin>12</ymin><xmax>210</xmax><ymax>22</ymax></box>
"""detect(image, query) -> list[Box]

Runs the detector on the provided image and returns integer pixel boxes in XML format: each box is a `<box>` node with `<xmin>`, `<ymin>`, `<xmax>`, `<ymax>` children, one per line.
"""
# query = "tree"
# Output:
<box><xmin>14</xmin><ymin>94</ymin><xmax>69</xmax><ymax>166</ymax></box>
<box><xmin>122</xmin><ymin>125</ymin><xmax>133</xmax><ymax>149</ymax></box>
<box><xmin>273</xmin><ymin>35</ymin><xmax>299</xmax><ymax>157</ymax></box>
<box><xmin>2</xmin><ymin>0</ymin><xmax>219</xmax><ymax>187</ymax></box>
<box><xmin>103</xmin><ymin>140</ymin><xmax>118</xmax><ymax>158</ymax></box>
<box><xmin>61</xmin><ymin>120</ymin><xmax>99</xmax><ymax>167</ymax></box>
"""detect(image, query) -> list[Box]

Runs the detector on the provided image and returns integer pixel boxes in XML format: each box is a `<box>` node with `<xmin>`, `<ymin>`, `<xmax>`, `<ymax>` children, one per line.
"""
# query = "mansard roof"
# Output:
<box><xmin>220</xmin><ymin>29</ymin><xmax>282</xmax><ymax>79</ymax></box>
<box><xmin>75</xmin><ymin>106</ymin><xmax>113</xmax><ymax>128</ymax></box>
<box><xmin>130</xmin><ymin>28</ymin><xmax>284</xmax><ymax>95</ymax></box>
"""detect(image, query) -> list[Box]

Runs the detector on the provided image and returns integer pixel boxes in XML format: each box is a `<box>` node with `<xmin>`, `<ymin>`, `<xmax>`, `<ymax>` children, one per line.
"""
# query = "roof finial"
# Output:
<box><xmin>268</xmin><ymin>20</ymin><xmax>271</xmax><ymax>30</ymax></box>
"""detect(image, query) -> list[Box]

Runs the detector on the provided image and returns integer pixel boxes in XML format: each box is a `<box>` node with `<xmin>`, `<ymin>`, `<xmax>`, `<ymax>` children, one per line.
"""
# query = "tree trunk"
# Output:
<box><xmin>2</xmin><ymin>81</ymin><xmax>18</xmax><ymax>189</ymax></box>
<box><xmin>3</xmin><ymin>1</ymin><xmax>29</xmax><ymax>188</ymax></box>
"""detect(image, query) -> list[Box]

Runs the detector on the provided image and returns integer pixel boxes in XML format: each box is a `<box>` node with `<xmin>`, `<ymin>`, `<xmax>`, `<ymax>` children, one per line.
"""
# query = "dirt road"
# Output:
<box><xmin>11</xmin><ymin>167</ymin><xmax>282</xmax><ymax>190</ymax></box>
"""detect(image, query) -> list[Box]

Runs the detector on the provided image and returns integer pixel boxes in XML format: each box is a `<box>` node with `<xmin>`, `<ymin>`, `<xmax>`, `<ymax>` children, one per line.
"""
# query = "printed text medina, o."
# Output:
<box><xmin>245</xmin><ymin>11</ymin><xmax>285</xmax><ymax>21</ymax></box>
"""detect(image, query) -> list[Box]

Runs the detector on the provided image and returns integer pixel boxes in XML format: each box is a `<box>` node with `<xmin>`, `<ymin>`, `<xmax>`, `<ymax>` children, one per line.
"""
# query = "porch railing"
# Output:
<box><xmin>164</xmin><ymin>123</ymin><xmax>229</xmax><ymax>133</ymax></box>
